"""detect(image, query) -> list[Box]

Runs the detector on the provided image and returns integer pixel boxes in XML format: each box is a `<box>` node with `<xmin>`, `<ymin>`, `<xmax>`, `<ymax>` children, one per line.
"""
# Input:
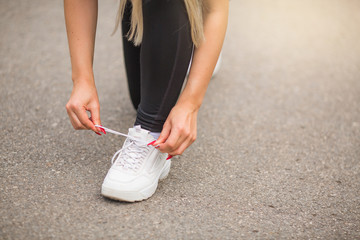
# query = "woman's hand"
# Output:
<box><xmin>65</xmin><ymin>80</ymin><xmax>102</xmax><ymax>134</ymax></box>
<box><xmin>153</xmin><ymin>102</ymin><xmax>198</xmax><ymax>156</ymax></box>
<box><xmin>64</xmin><ymin>0</ymin><xmax>100</xmax><ymax>133</ymax></box>
<box><xmin>152</xmin><ymin>0</ymin><xmax>228</xmax><ymax>156</ymax></box>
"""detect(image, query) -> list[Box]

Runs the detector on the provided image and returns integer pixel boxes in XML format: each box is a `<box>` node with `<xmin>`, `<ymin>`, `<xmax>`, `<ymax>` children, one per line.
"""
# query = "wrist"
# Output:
<box><xmin>176</xmin><ymin>89</ymin><xmax>204</xmax><ymax>112</ymax></box>
<box><xmin>72</xmin><ymin>73</ymin><xmax>95</xmax><ymax>86</ymax></box>
<box><xmin>176</xmin><ymin>97</ymin><xmax>202</xmax><ymax>112</ymax></box>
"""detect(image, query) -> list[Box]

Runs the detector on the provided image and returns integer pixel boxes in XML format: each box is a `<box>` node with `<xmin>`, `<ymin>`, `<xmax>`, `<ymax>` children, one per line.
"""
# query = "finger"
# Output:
<box><xmin>73</xmin><ymin>106</ymin><xmax>98</xmax><ymax>132</ymax></box>
<box><xmin>154</xmin><ymin>122</ymin><xmax>171</xmax><ymax>145</ymax></box>
<box><xmin>89</xmin><ymin>106</ymin><xmax>102</xmax><ymax>133</ymax></box>
<box><xmin>66</xmin><ymin>108</ymin><xmax>87</xmax><ymax>130</ymax></box>
<box><xmin>158</xmin><ymin>128</ymin><xmax>185</xmax><ymax>153</ymax></box>
<box><xmin>169</xmin><ymin>137</ymin><xmax>193</xmax><ymax>156</ymax></box>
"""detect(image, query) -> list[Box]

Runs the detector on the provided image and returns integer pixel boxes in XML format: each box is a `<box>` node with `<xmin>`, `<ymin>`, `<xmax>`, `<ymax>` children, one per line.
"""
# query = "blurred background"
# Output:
<box><xmin>1</xmin><ymin>0</ymin><xmax>359</xmax><ymax>239</ymax></box>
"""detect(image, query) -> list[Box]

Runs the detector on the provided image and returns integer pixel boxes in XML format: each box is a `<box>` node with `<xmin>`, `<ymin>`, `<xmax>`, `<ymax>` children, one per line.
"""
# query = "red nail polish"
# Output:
<box><xmin>147</xmin><ymin>140</ymin><xmax>156</xmax><ymax>146</ymax></box>
<box><xmin>166</xmin><ymin>155</ymin><xmax>173</xmax><ymax>160</ymax></box>
<box><xmin>100</xmin><ymin>128</ymin><xmax>106</xmax><ymax>134</ymax></box>
<box><xmin>95</xmin><ymin>132</ymin><xmax>101</xmax><ymax>136</ymax></box>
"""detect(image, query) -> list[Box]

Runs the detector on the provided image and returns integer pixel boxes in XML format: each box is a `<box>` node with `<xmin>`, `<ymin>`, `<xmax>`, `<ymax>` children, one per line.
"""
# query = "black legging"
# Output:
<box><xmin>121</xmin><ymin>0</ymin><xmax>193</xmax><ymax>132</ymax></box>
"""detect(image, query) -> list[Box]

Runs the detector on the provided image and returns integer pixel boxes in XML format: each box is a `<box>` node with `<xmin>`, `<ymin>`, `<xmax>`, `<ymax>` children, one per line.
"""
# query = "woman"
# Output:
<box><xmin>64</xmin><ymin>0</ymin><xmax>228</xmax><ymax>202</ymax></box>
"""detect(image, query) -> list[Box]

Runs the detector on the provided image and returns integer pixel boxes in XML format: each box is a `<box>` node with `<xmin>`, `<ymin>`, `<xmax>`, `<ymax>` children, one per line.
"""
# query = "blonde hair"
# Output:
<box><xmin>113</xmin><ymin>0</ymin><xmax>206</xmax><ymax>47</ymax></box>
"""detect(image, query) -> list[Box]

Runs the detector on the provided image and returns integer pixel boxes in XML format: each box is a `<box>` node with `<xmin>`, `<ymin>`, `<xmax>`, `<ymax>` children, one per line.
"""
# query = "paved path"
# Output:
<box><xmin>1</xmin><ymin>0</ymin><xmax>359</xmax><ymax>239</ymax></box>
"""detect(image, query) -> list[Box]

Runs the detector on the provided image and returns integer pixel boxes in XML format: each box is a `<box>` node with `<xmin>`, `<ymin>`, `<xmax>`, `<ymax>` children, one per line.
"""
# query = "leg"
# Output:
<box><xmin>135</xmin><ymin>0</ymin><xmax>194</xmax><ymax>132</ymax></box>
<box><xmin>122</xmin><ymin>1</ymin><xmax>141</xmax><ymax>110</ymax></box>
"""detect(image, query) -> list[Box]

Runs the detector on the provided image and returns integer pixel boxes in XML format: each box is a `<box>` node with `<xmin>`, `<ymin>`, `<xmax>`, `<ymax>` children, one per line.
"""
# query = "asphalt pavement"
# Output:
<box><xmin>1</xmin><ymin>0</ymin><xmax>359</xmax><ymax>239</ymax></box>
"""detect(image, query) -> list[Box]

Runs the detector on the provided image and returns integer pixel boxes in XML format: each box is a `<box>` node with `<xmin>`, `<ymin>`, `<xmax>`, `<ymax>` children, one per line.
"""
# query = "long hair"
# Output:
<box><xmin>113</xmin><ymin>0</ymin><xmax>206</xmax><ymax>47</ymax></box>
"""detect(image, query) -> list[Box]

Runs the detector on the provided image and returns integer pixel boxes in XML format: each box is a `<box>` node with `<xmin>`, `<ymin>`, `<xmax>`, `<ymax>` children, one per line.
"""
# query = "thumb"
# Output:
<box><xmin>154</xmin><ymin>122</ymin><xmax>171</xmax><ymax>145</ymax></box>
<box><xmin>89</xmin><ymin>107</ymin><xmax>102</xmax><ymax>133</ymax></box>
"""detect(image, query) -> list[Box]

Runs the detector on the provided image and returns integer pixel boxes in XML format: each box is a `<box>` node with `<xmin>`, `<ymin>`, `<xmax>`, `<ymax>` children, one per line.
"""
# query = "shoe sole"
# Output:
<box><xmin>101</xmin><ymin>160</ymin><xmax>171</xmax><ymax>202</ymax></box>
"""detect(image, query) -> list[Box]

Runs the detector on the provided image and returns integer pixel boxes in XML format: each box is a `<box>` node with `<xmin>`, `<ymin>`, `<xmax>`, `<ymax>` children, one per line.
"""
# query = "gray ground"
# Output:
<box><xmin>1</xmin><ymin>0</ymin><xmax>359</xmax><ymax>239</ymax></box>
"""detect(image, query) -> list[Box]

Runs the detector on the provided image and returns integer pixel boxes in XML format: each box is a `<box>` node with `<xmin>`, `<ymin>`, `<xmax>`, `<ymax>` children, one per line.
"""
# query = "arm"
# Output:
<box><xmin>155</xmin><ymin>0</ymin><xmax>229</xmax><ymax>155</ymax></box>
<box><xmin>64</xmin><ymin>0</ymin><xmax>102</xmax><ymax>133</ymax></box>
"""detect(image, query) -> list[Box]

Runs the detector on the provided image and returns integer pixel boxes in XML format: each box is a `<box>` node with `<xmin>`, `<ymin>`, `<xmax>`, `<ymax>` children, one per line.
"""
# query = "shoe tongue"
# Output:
<box><xmin>128</xmin><ymin>125</ymin><xmax>151</xmax><ymax>141</ymax></box>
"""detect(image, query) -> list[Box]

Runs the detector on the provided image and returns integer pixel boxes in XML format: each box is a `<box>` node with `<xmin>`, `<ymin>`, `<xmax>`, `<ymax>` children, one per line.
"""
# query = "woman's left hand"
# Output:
<box><xmin>153</xmin><ymin>102</ymin><xmax>198</xmax><ymax>156</ymax></box>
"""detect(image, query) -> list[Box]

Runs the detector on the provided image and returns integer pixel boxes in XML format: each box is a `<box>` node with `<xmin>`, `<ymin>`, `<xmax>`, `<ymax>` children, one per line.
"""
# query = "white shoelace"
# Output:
<box><xmin>95</xmin><ymin>125</ymin><xmax>154</xmax><ymax>171</ymax></box>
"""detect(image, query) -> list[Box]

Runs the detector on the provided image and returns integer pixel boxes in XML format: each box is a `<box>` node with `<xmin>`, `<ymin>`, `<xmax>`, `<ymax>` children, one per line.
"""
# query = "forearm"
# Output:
<box><xmin>177</xmin><ymin>0</ymin><xmax>229</xmax><ymax>110</ymax></box>
<box><xmin>64</xmin><ymin>0</ymin><xmax>98</xmax><ymax>83</ymax></box>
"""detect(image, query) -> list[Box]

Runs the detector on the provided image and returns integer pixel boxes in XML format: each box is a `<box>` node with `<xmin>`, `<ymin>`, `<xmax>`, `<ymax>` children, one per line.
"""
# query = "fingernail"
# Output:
<box><xmin>100</xmin><ymin>128</ymin><xmax>106</xmax><ymax>134</ymax></box>
<box><xmin>95</xmin><ymin>132</ymin><xmax>101</xmax><ymax>136</ymax></box>
<box><xmin>155</xmin><ymin>146</ymin><xmax>160</xmax><ymax>149</ymax></box>
<box><xmin>166</xmin><ymin>155</ymin><xmax>173</xmax><ymax>160</ymax></box>
<box><xmin>147</xmin><ymin>140</ymin><xmax>156</xmax><ymax>146</ymax></box>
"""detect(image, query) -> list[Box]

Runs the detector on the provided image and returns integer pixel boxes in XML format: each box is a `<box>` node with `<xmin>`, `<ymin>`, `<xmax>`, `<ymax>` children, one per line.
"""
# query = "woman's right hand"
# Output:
<box><xmin>65</xmin><ymin>79</ymin><xmax>102</xmax><ymax>134</ymax></box>
<box><xmin>64</xmin><ymin>0</ymin><xmax>100</xmax><ymax>133</ymax></box>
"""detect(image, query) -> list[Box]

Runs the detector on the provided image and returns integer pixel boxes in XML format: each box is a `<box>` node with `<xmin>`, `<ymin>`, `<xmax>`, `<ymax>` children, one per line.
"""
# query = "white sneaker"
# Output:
<box><xmin>96</xmin><ymin>125</ymin><xmax>171</xmax><ymax>202</ymax></box>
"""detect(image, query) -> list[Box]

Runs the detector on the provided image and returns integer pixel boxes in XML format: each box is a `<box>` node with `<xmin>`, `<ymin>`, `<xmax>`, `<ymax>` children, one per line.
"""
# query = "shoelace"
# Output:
<box><xmin>95</xmin><ymin>125</ymin><xmax>172</xmax><ymax>170</ymax></box>
<box><xmin>95</xmin><ymin>125</ymin><xmax>152</xmax><ymax>170</ymax></box>
<box><xmin>95</xmin><ymin>125</ymin><xmax>174</xmax><ymax>164</ymax></box>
